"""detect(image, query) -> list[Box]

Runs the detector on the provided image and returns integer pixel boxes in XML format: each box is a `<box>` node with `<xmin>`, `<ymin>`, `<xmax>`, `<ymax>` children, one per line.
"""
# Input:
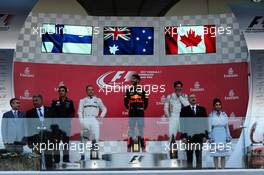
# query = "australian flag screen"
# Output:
<box><xmin>42</xmin><ymin>24</ymin><xmax>93</xmax><ymax>54</ymax></box>
<box><xmin>104</xmin><ymin>27</ymin><xmax>154</xmax><ymax>55</ymax></box>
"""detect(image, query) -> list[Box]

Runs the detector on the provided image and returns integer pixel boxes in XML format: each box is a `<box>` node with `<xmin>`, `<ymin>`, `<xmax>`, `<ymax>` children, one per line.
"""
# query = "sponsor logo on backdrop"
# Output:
<box><xmin>97</xmin><ymin>70</ymin><xmax>163</xmax><ymax>89</ymax></box>
<box><xmin>97</xmin><ymin>71</ymin><xmax>135</xmax><ymax>89</ymax></box>
<box><xmin>20</xmin><ymin>67</ymin><xmax>35</xmax><ymax>78</ymax></box>
<box><xmin>156</xmin><ymin>95</ymin><xmax>166</xmax><ymax>106</ymax></box>
<box><xmin>122</xmin><ymin>111</ymin><xmax>128</xmax><ymax>116</ymax></box>
<box><xmin>224</xmin><ymin>89</ymin><xmax>239</xmax><ymax>100</ymax></box>
<box><xmin>224</xmin><ymin>67</ymin><xmax>239</xmax><ymax>78</ymax></box>
<box><xmin>54</xmin><ymin>81</ymin><xmax>67</xmax><ymax>91</ymax></box>
<box><xmin>246</xmin><ymin>16</ymin><xmax>264</xmax><ymax>33</ymax></box>
<box><xmin>20</xmin><ymin>89</ymin><xmax>32</xmax><ymax>100</ymax></box>
<box><xmin>96</xmin><ymin>70</ymin><xmax>164</xmax><ymax>95</ymax></box>
<box><xmin>190</xmin><ymin>81</ymin><xmax>205</xmax><ymax>92</ymax></box>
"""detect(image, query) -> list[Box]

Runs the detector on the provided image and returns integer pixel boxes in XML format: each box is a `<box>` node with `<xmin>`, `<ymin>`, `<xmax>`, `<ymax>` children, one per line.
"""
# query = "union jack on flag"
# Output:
<box><xmin>104</xmin><ymin>26</ymin><xmax>154</xmax><ymax>55</ymax></box>
<box><xmin>104</xmin><ymin>27</ymin><xmax>131</xmax><ymax>41</ymax></box>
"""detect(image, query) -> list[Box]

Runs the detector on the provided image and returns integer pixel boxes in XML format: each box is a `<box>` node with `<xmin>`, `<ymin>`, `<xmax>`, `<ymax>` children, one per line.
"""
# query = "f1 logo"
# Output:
<box><xmin>248</xmin><ymin>16</ymin><xmax>264</xmax><ymax>28</ymax></box>
<box><xmin>110</xmin><ymin>71</ymin><xmax>135</xmax><ymax>82</ymax></box>
<box><xmin>129</xmin><ymin>155</ymin><xmax>144</xmax><ymax>164</ymax></box>
<box><xmin>0</xmin><ymin>14</ymin><xmax>12</xmax><ymax>28</ymax></box>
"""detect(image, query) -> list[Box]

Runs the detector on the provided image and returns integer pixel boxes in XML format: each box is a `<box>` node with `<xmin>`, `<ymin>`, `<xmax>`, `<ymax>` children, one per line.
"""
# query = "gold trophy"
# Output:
<box><xmin>132</xmin><ymin>137</ymin><xmax>140</xmax><ymax>152</ymax></box>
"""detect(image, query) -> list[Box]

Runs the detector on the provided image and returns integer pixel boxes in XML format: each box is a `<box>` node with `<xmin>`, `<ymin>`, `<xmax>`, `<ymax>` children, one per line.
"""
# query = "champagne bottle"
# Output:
<box><xmin>90</xmin><ymin>139</ymin><xmax>99</xmax><ymax>160</ymax></box>
<box><xmin>170</xmin><ymin>134</ymin><xmax>178</xmax><ymax>159</ymax></box>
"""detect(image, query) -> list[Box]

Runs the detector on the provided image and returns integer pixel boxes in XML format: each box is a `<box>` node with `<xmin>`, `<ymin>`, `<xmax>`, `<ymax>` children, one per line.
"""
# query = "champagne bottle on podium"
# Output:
<box><xmin>169</xmin><ymin>134</ymin><xmax>178</xmax><ymax>159</ymax></box>
<box><xmin>90</xmin><ymin>139</ymin><xmax>99</xmax><ymax>160</ymax></box>
<box><xmin>127</xmin><ymin>137</ymin><xmax>133</xmax><ymax>152</ymax></box>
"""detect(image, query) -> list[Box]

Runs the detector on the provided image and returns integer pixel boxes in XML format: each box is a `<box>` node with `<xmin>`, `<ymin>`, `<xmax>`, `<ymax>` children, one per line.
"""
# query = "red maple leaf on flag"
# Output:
<box><xmin>180</xmin><ymin>29</ymin><xmax>202</xmax><ymax>52</ymax></box>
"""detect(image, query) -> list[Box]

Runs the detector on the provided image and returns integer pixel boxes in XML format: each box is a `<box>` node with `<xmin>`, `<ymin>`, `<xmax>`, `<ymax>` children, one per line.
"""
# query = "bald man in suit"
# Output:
<box><xmin>26</xmin><ymin>94</ymin><xmax>54</xmax><ymax>169</ymax></box>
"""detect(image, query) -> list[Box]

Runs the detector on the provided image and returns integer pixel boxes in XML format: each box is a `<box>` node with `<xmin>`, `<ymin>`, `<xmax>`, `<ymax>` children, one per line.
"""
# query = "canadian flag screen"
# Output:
<box><xmin>165</xmin><ymin>25</ymin><xmax>216</xmax><ymax>54</ymax></box>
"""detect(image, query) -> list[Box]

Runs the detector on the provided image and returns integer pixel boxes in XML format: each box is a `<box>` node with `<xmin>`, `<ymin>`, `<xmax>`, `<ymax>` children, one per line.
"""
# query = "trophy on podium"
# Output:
<box><xmin>128</xmin><ymin>136</ymin><xmax>146</xmax><ymax>152</ymax></box>
<box><xmin>169</xmin><ymin>134</ymin><xmax>178</xmax><ymax>159</ymax></box>
<box><xmin>132</xmin><ymin>137</ymin><xmax>140</xmax><ymax>152</ymax></box>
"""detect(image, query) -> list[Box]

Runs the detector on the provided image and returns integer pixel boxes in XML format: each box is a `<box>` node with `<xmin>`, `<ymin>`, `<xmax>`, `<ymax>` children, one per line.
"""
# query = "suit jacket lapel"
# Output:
<box><xmin>18</xmin><ymin>111</ymin><xmax>24</xmax><ymax>118</ymax></box>
<box><xmin>9</xmin><ymin>111</ymin><xmax>15</xmax><ymax>118</ymax></box>
<box><xmin>44</xmin><ymin>107</ymin><xmax>47</xmax><ymax>118</ymax></box>
<box><xmin>10</xmin><ymin>111</ymin><xmax>20</xmax><ymax>118</ymax></box>
<box><xmin>196</xmin><ymin>106</ymin><xmax>199</xmax><ymax>116</ymax></box>
<box><xmin>34</xmin><ymin>108</ymin><xmax>39</xmax><ymax>118</ymax></box>
<box><xmin>189</xmin><ymin>106</ymin><xmax>192</xmax><ymax>116</ymax></box>
<box><xmin>17</xmin><ymin>111</ymin><xmax>21</xmax><ymax>118</ymax></box>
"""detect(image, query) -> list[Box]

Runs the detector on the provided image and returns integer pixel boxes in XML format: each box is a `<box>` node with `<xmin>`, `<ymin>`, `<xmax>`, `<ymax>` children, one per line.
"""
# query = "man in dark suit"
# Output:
<box><xmin>180</xmin><ymin>94</ymin><xmax>208</xmax><ymax>169</ymax></box>
<box><xmin>26</xmin><ymin>94</ymin><xmax>54</xmax><ymax>119</ymax></box>
<box><xmin>1</xmin><ymin>98</ymin><xmax>27</xmax><ymax>152</ymax></box>
<box><xmin>26</xmin><ymin>94</ymin><xmax>54</xmax><ymax>169</ymax></box>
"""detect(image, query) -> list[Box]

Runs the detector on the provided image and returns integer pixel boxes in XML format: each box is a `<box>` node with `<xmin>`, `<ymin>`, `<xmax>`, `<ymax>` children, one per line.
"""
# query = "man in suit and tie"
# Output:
<box><xmin>26</xmin><ymin>94</ymin><xmax>54</xmax><ymax>169</ymax></box>
<box><xmin>180</xmin><ymin>94</ymin><xmax>208</xmax><ymax>169</ymax></box>
<box><xmin>26</xmin><ymin>94</ymin><xmax>54</xmax><ymax>139</ymax></box>
<box><xmin>1</xmin><ymin>98</ymin><xmax>27</xmax><ymax>152</ymax></box>
<box><xmin>26</xmin><ymin>94</ymin><xmax>54</xmax><ymax>119</ymax></box>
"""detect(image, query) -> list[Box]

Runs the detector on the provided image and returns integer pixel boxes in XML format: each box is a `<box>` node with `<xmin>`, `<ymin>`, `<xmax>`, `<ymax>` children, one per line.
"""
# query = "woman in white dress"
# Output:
<box><xmin>208</xmin><ymin>98</ymin><xmax>232</xmax><ymax>169</ymax></box>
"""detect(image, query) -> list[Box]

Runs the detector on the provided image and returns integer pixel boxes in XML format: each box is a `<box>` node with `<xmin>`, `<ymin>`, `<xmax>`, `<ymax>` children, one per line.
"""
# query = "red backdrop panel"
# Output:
<box><xmin>14</xmin><ymin>61</ymin><xmax>249</xmax><ymax>118</ymax></box>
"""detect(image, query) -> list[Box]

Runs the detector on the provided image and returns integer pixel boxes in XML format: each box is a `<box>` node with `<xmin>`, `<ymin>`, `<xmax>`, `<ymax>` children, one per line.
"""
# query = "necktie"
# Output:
<box><xmin>38</xmin><ymin>108</ymin><xmax>44</xmax><ymax>122</ymax></box>
<box><xmin>192</xmin><ymin>106</ymin><xmax>196</xmax><ymax>115</ymax></box>
<box><xmin>14</xmin><ymin>111</ymin><xmax>18</xmax><ymax>118</ymax></box>
<box><xmin>38</xmin><ymin>108</ymin><xmax>43</xmax><ymax>117</ymax></box>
